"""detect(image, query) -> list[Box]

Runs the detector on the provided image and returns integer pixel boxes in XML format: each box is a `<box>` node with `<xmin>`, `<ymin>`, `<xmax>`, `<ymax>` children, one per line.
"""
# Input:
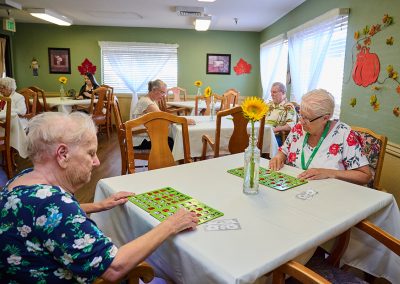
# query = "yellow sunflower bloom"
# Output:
<box><xmin>204</xmin><ymin>86</ymin><xmax>212</xmax><ymax>98</ymax></box>
<box><xmin>194</xmin><ymin>80</ymin><xmax>202</xmax><ymax>87</ymax></box>
<box><xmin>58</xmin><ymin>76</ymin><xmax>68</xmax><ymax>84</ymax></box>
<box><xmin>241</xmin><ymin>97</ymin><xmax>268</xmax><ymax>122</ymax></box>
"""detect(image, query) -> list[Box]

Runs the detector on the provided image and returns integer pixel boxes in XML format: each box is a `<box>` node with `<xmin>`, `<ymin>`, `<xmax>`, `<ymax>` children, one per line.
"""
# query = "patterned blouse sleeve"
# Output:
<box><xmin>284</xmin><ymin>103</ymin><xmax>297</xmax><ymax>128</ymax></box>
<box><xmin>35</xmin><ymin>188</ymin><xmax>117</xmax><ymax>282</ymax></box>
<box><xmin>341</xmin><ymin>127</ymin><xmax>369</xmax><ymax>170</ymax></box>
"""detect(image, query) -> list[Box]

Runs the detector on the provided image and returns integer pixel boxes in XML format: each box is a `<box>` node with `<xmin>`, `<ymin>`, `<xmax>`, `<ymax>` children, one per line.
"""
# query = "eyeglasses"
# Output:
<box><xmin>298</xmin><ymin>113</ymin><xmax>329</xmax><ymax>123</ymax></box>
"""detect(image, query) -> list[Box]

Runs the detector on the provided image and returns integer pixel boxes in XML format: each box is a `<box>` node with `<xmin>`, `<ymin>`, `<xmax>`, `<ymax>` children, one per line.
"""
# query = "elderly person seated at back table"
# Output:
<box><xmin>0</xmin><ymin>77</ymin><xmax>28</xmax><ymax>129</ymax></box>
<box><xmin>0</xmin><ymin>112</ymin><xmax>198</xmax><ymax>283</ymax></box>
<box><xmin>265</xmin><ymin>82</ymin><xmax>297</xmax><ymax>146</ymax></box>
<box><xmin>269</xmin><ymin>89</ymin><xmax>371</xmax><ymax>185</ymax></box>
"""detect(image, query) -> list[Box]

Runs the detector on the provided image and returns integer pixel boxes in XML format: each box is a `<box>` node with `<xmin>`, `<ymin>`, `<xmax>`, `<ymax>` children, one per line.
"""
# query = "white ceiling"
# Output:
<box><xmin>0</xmin><ymin>0</ymin><xmax>305</xmax><ymax>32</ymax></box>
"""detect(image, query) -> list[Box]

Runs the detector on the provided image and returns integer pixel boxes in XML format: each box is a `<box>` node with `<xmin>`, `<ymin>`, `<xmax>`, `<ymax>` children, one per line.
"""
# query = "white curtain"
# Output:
<box><xmin>288</xmin><ymin>9</ymin><xmax>348</xmax><ymax>103</ymax></box>
<box><xmin>260</xmin><ymin>34</ymin><xmax>288</xmax><ymax>100</ymax></box>
<box><xmin>98</xmin><ymin>41</ymin><xmax>178</xmax><ymax>118</ymax></box>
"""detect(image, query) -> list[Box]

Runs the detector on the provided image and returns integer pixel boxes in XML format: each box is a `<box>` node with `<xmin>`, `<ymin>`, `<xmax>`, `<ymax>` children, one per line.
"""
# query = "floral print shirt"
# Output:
<box><xmin>265</xmin><ymin>99</ymin><xmax>297</xmax><ymax>128</ymax></box>
<box><xmin>0</xmin><ymin>168</ymin><xmax>117</xmax><ymax>284</ymax></box>
<box><xmin>280</xmin><ymin>121</ymin><xmax>369</xmax><ymax>170</ymax></box>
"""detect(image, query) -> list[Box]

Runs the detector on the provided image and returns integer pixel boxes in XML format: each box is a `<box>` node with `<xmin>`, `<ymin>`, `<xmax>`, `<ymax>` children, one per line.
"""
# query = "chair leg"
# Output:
<box><xmin>3</xmin><ymin>148</ymin><xmax>14</xmax><ymax>179</ymax></box>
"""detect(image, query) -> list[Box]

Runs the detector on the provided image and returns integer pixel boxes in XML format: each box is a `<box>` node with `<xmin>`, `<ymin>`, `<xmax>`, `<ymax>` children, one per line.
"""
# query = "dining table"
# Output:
<box><xmin>91</xmin><ymin>154</ymin><xmax>400</xmax><ymax>284</ymax></box>
<box><xmin>170</xmin><ymin>115</ymin><xmax>279</xmax><ymax>160</ymax></box>
<box><xmin>44</xmin><ymin>97</ymin><xmax>93</xmax><ymax>113</ymax></box>
<box><xmin>166</xmin><ymin>100</ymin><xmax>222</xmax><ymax>116</ymax></box>
<box><xmin>0</xmin><ymin>112</ymin><xmax>28</xmax><ymax>158</ymax></box>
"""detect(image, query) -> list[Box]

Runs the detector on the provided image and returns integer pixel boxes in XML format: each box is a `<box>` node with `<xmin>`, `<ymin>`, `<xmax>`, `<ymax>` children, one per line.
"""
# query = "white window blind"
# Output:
<box><xmin>260</xmin><ymin>34</ymin><xmax>288</xmax><ymax>100</ymax></box>
<box><xmin>99</xmin><ymin>41</ymin><xmax>178</xmax><ymax>94</ymax></box>
<box><xmin>288</xmin><ymin>8</ymin><xmax>349</xmax><ymax>118</ymax></box>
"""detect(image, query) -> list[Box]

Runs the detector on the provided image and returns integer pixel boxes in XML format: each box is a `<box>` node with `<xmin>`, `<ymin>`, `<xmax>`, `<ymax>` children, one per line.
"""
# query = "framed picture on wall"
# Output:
<box><xmin>206</xmin><ymin>53</ymin><xmax>231</xmax><ymax>75</ymax></box>
<box><xmin>48</xmin><ymin>48</ymin><xmax>71</xmax><ymax>74</ymax></box>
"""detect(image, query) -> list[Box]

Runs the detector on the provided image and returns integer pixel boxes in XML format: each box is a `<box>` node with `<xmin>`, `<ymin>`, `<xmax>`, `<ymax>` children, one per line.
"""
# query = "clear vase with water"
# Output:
<box><xmin>60</xmin><ymin>84</ymin><xmax>65</xmax><ymax>100</ymax></box>
<box><xmin>243</xmin><ymin>125</ymin><xmax>260</xmax><ymax>195</ymax></box>
<box><xmin>210</xmin><ymin>95</ymin><xmax>215</xmax><ymax>121</ymax></box>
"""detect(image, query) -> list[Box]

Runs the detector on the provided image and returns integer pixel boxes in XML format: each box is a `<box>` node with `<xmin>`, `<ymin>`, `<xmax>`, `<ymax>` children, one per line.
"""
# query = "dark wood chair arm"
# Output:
<box><xmin>272</xmin><ymin>260</ymin><xmax>331</xmax><ymax>284</ymax></box>
<box><xmin>201</xmin><ymin>134</ymin><xmax>215</xmax><ymax>160</ymax></box>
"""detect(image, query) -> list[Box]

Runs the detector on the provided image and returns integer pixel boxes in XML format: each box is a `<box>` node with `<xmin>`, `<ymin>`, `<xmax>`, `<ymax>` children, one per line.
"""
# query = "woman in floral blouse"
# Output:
<box><xmin>269</xmin><ymin>89</ymin><xmax>371</xmax><ymax>185</ymax></box>
<box><xmin>0</xmin><ymin>112</ymin><xmax>198</xmax><ymax>283</ymax></box>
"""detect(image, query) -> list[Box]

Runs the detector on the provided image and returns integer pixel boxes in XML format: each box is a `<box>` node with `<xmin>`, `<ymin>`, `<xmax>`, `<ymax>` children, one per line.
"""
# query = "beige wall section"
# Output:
<box><xmin>380</xmin><ymin>142</ymin><xmax>400</xmax><ymax>205</ymax></box>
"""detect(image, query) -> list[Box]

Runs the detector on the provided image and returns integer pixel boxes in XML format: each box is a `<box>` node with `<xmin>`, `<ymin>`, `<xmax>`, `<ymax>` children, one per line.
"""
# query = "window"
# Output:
<box><xmin>287</xmin><ymin>9</ymin><xmax>349</xmax><ymax>118</ymax></box>
<box><xmin>99</xmin><ymin>41</ymin><xmax>178</xmax><ymax>94</ymax></box>
<box><xmin>260</xmin><ymin>34</ymin><xmax>288</xmax><ymax>100</ymax></box>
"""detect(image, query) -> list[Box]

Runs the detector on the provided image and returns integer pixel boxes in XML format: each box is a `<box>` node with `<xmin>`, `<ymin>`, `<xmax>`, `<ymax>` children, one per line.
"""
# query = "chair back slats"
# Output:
<box><xmin>124</xmin><ymin>111</ymin><xmax>191</xmax><ymax>173</ymax></box>
<box><xmin>112</xmin><ymin>97</ymin><xmax>128</xmax><ymax>175</ymax></box>
<box><xmin>351</xmin><ymin>126</ymin><xmax>387</xmax><ymax>189</ymax></box>
<box><xmin>17</xmin><ymin>88</ymin><xmax>38</xmax><ymax>119</ymax></box>
<box><xmin>0</xmin><ymin>96</ymin><xmax>13</xmax><ymax>178</ymax></box>
<box><xmin>167</xmin><ymin>87</ymin><xmax>187</xmax><ymax>102</ymax></box>
<box><xmin>221</xmin><ymin>90</ymin><xmax>239</xmax><ymax>111</ymax></box>
<box><xmin>28</xmin><ymin>86</ymin><xmax>48</xmax><ymax>112</ymax></box>
<box><xmin>194</xmin><ymin>95</ymin><xmax>211</xmax><ymax>116</ymax></box>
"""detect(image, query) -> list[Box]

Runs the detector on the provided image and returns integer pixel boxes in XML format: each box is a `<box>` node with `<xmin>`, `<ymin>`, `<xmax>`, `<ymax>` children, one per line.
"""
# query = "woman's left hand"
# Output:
<box><xmin>100</xmin><ymin>191</ymin><xmax>135</xmax><ymax>210</ymax></box>
<box><xmin>298</xmin><ymin>168</ymin><xmax>335</xmax><ymax>180</ymax></box>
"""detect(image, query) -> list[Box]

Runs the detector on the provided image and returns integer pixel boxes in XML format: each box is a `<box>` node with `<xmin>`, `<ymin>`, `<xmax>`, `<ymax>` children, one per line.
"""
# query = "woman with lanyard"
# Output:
<box><xmin>269</xmin><ymin>89</ymin><xmax>371</xmax><ymax>185</ymax></box>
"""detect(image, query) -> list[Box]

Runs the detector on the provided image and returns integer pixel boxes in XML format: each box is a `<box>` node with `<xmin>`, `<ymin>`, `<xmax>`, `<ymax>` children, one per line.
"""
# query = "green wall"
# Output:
<box><xmin>261</xmin><ymin>0</ymin><xmax>400</xmax><ymax>144</ymax></box>
<box><xmin>10</xmin><ymin>24</ymin><xmax>260</xmax><ymax>97</ymax></box>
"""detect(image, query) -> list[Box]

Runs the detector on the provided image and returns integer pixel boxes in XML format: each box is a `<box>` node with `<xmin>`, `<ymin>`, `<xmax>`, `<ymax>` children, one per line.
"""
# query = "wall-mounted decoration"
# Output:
<box><xmin>352</xmin><ymin>47</ymin><xmax>380</xmax><ymax>87</ymax></box>
<box><xmin>206</xmin><ymin>54</ymin><xmax>231</xmax><ymax>75</ymax></box>
<box><xmin>78</xmin><ymin>58</ymin><xmax>96</xmax><ymax>75</ymax></box>
<box><xmin>30</xmin><ymin>57</ymin><xmax>39</xmax><ymax>76</ymax></box>
<box><xmin>48</xmin><ymin>48</ymin><xmax>71</xmax><ymax>74</ymax></box>
<box><xmin>233</xmin><ymin>58</ymin><xmax>252</xmax><ymax>75</ymax></box>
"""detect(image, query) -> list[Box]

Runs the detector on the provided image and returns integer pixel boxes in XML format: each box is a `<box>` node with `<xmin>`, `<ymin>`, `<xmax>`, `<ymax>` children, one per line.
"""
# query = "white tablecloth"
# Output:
<box><xmin>91</xmin><ymin>154</ymin><xmax>400</xmax><ymax>284</ymax></box>
<box><xmin>0</xmin><ymin>112</ymin><xmax>28</xmax><ymax>158</ymax></box>
<box><xmin>45</xmin><ymin>97</ymin><xmax>93</xmax><ymax>113</ymax></box>
<box><xmin>170</xmin><ymin>116</ymin><xmax>278</xmax><ymax>160</ymax></box>
<box><xmin>167</xmin><ymin>101</ymin><xmax>222</xmax><ymax>116</ymax></box>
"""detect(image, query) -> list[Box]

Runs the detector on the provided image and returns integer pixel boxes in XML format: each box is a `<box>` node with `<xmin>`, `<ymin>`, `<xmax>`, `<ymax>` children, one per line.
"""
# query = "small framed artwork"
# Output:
<box><xmin>206</xmin><ymin>53</ymin><xmax>231</xmax><ymax>75</ymax></box>
<box><xmin>48</xmin><ymin>48</ymin><xmax>71</xmax><ymax>74</ymax></box>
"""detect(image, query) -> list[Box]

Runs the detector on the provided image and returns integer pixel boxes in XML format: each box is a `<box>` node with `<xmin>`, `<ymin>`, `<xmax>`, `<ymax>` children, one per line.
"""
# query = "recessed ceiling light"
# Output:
<box><xmin>198</xmin><ymin>0</ymin><xmax>216</xmax><ymax>2</ymax></box>
<box><xmin>195</xmin><ymin>16</ymin><xmax>211</xmax><ymax>31</ymax></box>
<box><xmin>27</xmin><ymin>8</ymin><xmax>72</xmax><ymax>26</ymax></box>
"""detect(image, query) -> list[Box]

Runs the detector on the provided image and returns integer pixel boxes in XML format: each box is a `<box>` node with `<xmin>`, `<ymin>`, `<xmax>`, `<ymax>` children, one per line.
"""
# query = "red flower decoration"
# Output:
<box><xmin>233</xmin><ymin>58</ymin><xmax>252</xmax><ymax>75</ymax></box>
<box><xmin>288</xmin><ymin>152</ymin><xmax>297</xmax><ymax>163</ymax></box>
<box><xmin>329</xmin><ymin>144</ymin><xmax>340</xmax><ymax>156</ymax></box>
<box><xmin>78</xmin><ymin>58</ymin><xmax>97</xmax><ymax>75</ymax></box>
<box><xmin>292</xmin><ymin>124</ymin><xmax>303</xmax><ymax>135</ymax></box>
<box><xmin>346</xmin><ymin>131</ymin><xmax>358</xmax><ymax>146</ymax></box>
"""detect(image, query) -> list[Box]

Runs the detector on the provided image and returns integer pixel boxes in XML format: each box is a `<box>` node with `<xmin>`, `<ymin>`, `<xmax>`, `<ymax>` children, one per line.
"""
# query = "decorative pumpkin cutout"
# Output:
<box><xmin>352</xmin><ymin>47</ymin><xmax>380</xmax><ymax>87</ymax></box>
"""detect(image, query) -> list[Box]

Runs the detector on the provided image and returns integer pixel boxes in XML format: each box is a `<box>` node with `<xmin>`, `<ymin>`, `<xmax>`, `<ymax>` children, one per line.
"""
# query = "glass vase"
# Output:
<box><xmin>210</xmin><ymin>95</ymin><xmax>215</xmax><ymax>121</ymax></box>
<box><xmin>60</xmin><ymin>84</ymin><xmax>65</xmax><ymax>100</ymax></box>
<box><xmin>243</xmin><ymin>126</ymin><xmax>260</xmax><ymax>195</ymax></box>
<box><xmin>197</xmin><ymin>87</ymin><xmax>201</xmax><ymax>97</ymax></box>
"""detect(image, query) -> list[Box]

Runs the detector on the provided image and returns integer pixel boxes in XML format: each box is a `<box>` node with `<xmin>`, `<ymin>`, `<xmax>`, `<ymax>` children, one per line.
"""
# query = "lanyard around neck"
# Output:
<box><xmin>301</xmin><ymin>120</ymin><xmax>331</xmax><ymax>170</ymax></box>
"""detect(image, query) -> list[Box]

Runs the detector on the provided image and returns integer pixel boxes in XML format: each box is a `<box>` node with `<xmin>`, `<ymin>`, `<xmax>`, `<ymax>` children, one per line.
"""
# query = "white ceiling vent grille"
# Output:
<box><xmin>175</xmin><ymin>6</ymin><xmax>204</xmax><ymax>17</ymax></box>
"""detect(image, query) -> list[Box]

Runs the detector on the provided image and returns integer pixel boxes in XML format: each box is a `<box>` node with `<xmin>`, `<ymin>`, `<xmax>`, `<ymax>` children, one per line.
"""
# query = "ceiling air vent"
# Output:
<box><xmin>0</xmin><ymin>0</ymin><xmax>22</xmax><ymax>10</ymax></box>
<box><xmin>175</xmin><ymin>6</ymin><xmax>204</xmax><ymax>17</ymax></box>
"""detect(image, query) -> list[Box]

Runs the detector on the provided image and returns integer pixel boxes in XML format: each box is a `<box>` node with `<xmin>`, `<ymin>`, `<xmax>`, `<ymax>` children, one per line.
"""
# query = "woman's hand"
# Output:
<box><xmin>99</xmin><ymin>191</ymin><xmax>135</xmax><ymax>211</ymax></box>
<box><xmin>186</xmin><ymin>118</ymin><xmax>196</xmax><ymax>125</ymax></box>
<box><xmin>269</xmin><ymin>152</ymin><xmax>286</xmax><ymax>171</ymax></box>
<box><xmin>297</xmin><ymin>168</ymin><xmax>335</xmax><ymax>180</ymax></box>
<box><xmin>165</xmin><ymin>208</ymin><xmax>198</xmax><ymax>234</ymax></box>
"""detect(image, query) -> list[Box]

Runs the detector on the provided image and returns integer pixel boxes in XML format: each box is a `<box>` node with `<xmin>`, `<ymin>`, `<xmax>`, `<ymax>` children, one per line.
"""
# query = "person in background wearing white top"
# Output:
<box><xmin>265</xmin><ymin>82</ymin><xmax>297</xmax><ymax>146</ymax></box>
<box><xmin>269</xmin><ymin>89</ymin><xmax>371</xmax><ymax>185</ymax></box>
<box><xmin>0</xmin><ymin>77</ymin><xmax>28</xmax><ymax>129</ymax></box>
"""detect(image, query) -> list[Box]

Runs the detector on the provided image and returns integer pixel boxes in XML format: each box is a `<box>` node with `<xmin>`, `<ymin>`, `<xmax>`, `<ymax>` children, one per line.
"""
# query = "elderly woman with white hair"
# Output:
<box><xmin>0</xmin><ymin>77</ymin><xmax>27</xmax><ymax>128</ymax></box>
<box><xmin>0</xmin><ymin>112</ymin><xmax>198</xmax><ymax>283</ymax></box>
<box><xmin>269</xmin><ymin>89</ymin><xmax>371</xmax><ymax>185</ymax></box>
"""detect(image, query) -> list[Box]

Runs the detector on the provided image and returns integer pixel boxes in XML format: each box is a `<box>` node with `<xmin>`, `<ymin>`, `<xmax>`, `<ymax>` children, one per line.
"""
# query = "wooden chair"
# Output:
<box><xmin>220</xmin><ymin>89</ymin><xmax>239</xmax><ymax>111</ymax></box>
<box><xmin>201</xmin><ymin>106</ymin><xmax>265</xmax><ymax>159</ymax></box>
<box><xmin>194</xmin><ymin>95</ymin><xmax>211</xmax><ymax>116</ymax></box>
<box><xmin>17</xmin><ymin>88</ymin><xmax>37</xmax><ymax>120</ymax></box>
<box><xmin>165</xmin><ymin>87</ymin><xmax>191</xmax><ymax>115</ymax></box>
<box><xmin>351</xmin><ymin>126</ymin><xmax>387</xmax><ymax>190</ymax></box>
<box><xmin>28</xmin><ymin>86</ymin><xmax>49</xmax><ymax>112</ymax></box>
<box><xmin>92</xmin><ymin>87</ymin><xmax>112</xmax><ymax>139</ymax></box>
<box><xmin>124</xmin><ymin>111</ymin><xmax>191</xmax><ymax>173</ymax></box>
<box><xmin>112</xmin><ymin>97</ymin><xmax>149</xmax><ymax>175</ymax></box>
<box><xmin>0</xmin><ymin>96</ymin><xmax>13</xmax><ymax>179</ymax></box>
<box><xmin>157</xmin><ymin>95</ymin><xmax>189</xmax><ymax>116</ymax></box>
<box><xmin>101</xmin><ymin>84</ymin><xmax>114</xmax><ymax>133</ymax></box>
<box><xmin>272</xmin><ymin>219</ymin><xmax>400</xmax><ymax>283</ymax></box>
<box><xmin>94</xmin><ymin>261</ymin><xmax>154</xmax><ymax>284</ymax></box>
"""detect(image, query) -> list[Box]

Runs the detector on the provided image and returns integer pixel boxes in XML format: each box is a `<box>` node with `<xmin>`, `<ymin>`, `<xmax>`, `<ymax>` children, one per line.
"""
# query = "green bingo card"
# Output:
<box><xmin>227</xmin><ymin>167</ymin><xmax>307</xmax><ymax>191</ymax></box>
<box><xmin>128</xmin><ymin>187</ymin><xmax>224</xmax><ymax>225</ymax></box>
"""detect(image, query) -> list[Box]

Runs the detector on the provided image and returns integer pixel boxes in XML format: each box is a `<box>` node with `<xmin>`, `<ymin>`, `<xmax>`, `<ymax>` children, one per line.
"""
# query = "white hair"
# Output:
<box><xmin>27</xmin><ymin>112</ymin><xmax>97</xmax><ymax>163</ymax></box>
<box><xmin>300</xmin><ymin>89</ymin><xmax>335</xmax><ymax>119</ymax></box>
<box><xmin>271</xmin><ymin>82</ymin><xmax>286</xmax><ymax>93</ymax></box>
<box><xmin>0</xmin><ymin>77</ymin><xmax>17</xmax><ymax>92</ymax></box>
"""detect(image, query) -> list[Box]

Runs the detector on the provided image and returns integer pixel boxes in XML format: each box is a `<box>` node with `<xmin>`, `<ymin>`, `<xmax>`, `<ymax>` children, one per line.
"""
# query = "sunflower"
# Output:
<box><xmin>194</xmin><ymin>80</ymin><xmax>202</xmax><ymax>87</ymax></box>
<box><xmin>58</xmin><ymin>76</ymin><xmax>68</xmax><ymax>84</ymax></box>
<box><xmin>204</xmin><ymin>86</ymin><xmax>212</xmax><ymax>98</ymax></box>
<box><xmin>241</xmin><ymin>97</ymin><xmax>268</xmax><ymax>121</ymax></box>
